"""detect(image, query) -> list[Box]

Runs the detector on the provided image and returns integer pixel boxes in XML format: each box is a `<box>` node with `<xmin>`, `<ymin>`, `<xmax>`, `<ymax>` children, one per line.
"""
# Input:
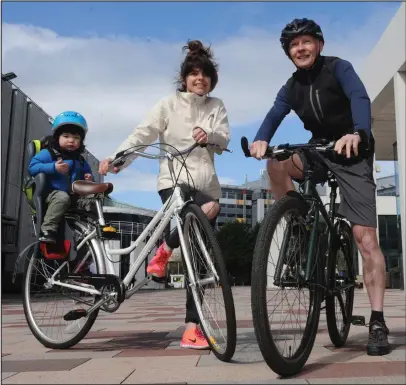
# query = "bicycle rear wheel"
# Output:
<box><xmin>22</xmin><ymin>219</ymin><xmax>101</xmax><ymax>349</ymax></box>
<box><xmin>251</xmin><ymin>195</ymin><xmax>323</xmax><ymax>377</ymax></box>
<box><xmin>326</xmin><ymin>220</ymin><xmax>355</xmax><ymax>347</ymax></box>
<box><xmin>181</xmin><ymin>203</ymin><xmax>236</xmax><ymax>362</ymax></box>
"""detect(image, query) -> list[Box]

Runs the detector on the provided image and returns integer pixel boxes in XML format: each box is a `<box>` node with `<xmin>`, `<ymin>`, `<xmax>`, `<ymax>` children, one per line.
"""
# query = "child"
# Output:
<box><xmin>29</xmin><ymin>111</ymin><xmax>94</xmax><ymax>244</ymax></box>
<box><xmin>99</xmin><ymin>40</ymin><xmax>230</xmax><ymax>349</ymax></box>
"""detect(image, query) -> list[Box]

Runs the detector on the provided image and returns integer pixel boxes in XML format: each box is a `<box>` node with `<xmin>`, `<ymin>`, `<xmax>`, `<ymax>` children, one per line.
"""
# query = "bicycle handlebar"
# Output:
<box><xmin>240</xmin><ymin>136</ymin><xmax>336</xmax><ymax>160</ymax></box>
<box><xmin>111</xmin><ymin>142</ymin><xmax>231</xmax><ymax>168</ymax></box>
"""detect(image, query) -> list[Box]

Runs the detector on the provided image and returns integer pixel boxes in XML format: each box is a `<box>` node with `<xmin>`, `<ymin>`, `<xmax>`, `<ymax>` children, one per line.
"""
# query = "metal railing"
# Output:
<box><xmin>109</xmin><ymin>221</ymin><xmax>148</xmax><ymax>236</ymax></box>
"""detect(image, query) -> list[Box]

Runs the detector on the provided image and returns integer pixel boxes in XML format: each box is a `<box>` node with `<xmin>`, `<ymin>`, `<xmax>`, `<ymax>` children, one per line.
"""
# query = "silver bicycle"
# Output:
<box><xmin>20</xmin><ymin>142</ymin><xmax>237</xmax><ymax>362</ymax></box>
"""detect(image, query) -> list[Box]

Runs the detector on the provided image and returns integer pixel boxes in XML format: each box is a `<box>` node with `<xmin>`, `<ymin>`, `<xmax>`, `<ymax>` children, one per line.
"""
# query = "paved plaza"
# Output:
<box><xmin>2</xmin><ymin>287</ymin><xmax>405</xmax><ymax>384</ymax></box>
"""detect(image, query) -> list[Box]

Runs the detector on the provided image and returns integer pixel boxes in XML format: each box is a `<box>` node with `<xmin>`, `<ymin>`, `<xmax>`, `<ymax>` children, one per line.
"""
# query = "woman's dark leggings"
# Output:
<box><xmin>158</xmin><ymin>187</ymin><xmax>218</xmax><ymax>324</ymax></box>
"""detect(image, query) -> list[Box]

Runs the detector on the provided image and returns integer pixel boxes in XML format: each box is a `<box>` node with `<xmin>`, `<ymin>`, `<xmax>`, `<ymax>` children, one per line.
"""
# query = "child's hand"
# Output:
<box><xmin>84</xmin><ymin>173</ymin><xmax>93</xmax><ymax>181</ymax></box>
<box><xmin>55</xmin><ymin>159</ymin><xmax>69</xmax><ymax>174</ymax></box>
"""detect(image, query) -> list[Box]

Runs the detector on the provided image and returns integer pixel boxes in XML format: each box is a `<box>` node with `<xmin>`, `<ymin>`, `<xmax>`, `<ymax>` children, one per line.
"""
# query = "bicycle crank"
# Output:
<box><xmin>63</xmin><ymin>292</ymin><xmax>118</xmax><ymax>321</ymax></box>
<box><xmin>101</xmin><ymin>284</ymin><xmax>121</xmax><ymax>313</ymax></box>
<box><xmin>350</xmin><ymin>315</ymin><xmax>366</xmax><ymax>326</ymax></box>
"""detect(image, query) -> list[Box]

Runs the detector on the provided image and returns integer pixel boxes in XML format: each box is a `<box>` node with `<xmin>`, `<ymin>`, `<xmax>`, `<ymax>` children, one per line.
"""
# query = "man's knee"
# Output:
<box><xmin>266</xmin><ymin>159</ymin><xmax>282</xmax><ymax>179</ymax></box>
<box><xmin>353</xmin><ymin>225</ymin><xmax>380</xmax><ymax>255</ymax></box>
<box><xmin>201</xmin><ymin>201</ymin><xmax>220</xmax><ymax>220</ymax></box>
<box><xmin>267</xmin><ymin>155</ymin><xmax>303</xmax><ymax>181</ymax></box>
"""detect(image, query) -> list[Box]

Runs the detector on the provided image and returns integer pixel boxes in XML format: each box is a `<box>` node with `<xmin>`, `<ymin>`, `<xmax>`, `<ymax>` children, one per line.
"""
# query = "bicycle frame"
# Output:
<box><xmin>269</xmin><ymin>148</ymin><xmax>343</xmax><ymax>290</ymax></box>
<box><xmin>50</xmin><ymin>142</ymin><xmax>228</xmax><ymax>301</ymax></box>
<box><xmin>298</xmin><ymin>157</ymin><xmax>342</xmax><ymax>289</ymax></box>
<box><xmin>50</xmin><ymin>187</ymin><xmax>188</xmax><ymax>301</ymax></box>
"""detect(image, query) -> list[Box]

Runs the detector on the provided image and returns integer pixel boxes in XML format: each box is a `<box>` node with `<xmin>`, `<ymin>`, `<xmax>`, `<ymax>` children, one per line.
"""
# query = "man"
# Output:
<box><xmin>250</xmin><ymin>18</ymin><xmax>389</xmax><ymax>356</ymax></box>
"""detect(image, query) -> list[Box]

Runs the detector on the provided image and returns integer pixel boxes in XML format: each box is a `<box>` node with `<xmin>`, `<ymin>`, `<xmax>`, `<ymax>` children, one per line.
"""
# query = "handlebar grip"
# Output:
<box><xmin>115</xmin><ymin>150</ymin><xmax>125</xmax><ymax>159</ymax></box>
<box><xmin>241</xmin><ymin>137</ymin><xmax>251</xmax><ymax>158</ymax></box>
<box><xmin>112</xmin><ymin>159</ymin><xmax>125</xmax><ymax>168</ymax></box>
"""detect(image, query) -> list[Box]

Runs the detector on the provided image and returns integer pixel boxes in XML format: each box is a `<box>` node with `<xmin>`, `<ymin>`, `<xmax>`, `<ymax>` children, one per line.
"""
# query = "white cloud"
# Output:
<box><xmin>106</xmin><ymin>168</ymin><xmax>158</xmax><ymax>193</ymax></box>
<box><xmin>218</xmin><ymin>176</ymin><xmax>237</xmax><ymax>186</ymax></box>
<box><xmin>2</xmin><ymin>4</ymin><xmax>399</xmax><ymax>194</ymax></box>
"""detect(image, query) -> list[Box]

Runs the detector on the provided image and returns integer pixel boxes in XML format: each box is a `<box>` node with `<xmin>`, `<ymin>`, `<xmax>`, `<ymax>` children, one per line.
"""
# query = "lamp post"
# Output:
<box><xmin>2</xmin><ymin>72</ymin><xmax>17</xmax><ymax>81</ymax></box>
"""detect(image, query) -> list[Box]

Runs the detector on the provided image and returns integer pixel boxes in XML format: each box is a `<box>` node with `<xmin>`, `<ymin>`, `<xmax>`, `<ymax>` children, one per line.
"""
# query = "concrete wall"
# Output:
<box><xmin>377</xmin><ymin>196</ymin><xmax>398</xmax><ymax>216</ymax></box>
<box><xmin>360</xmin><ymin>3</ymin><xmax>406</xmax><ymax>112</ymax></box>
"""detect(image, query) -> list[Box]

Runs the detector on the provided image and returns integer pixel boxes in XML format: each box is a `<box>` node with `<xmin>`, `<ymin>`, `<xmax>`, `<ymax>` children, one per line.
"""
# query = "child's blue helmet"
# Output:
<box><xmin>52</xmin><ymin>111</ymin><xmax>88</xmax><ymax>137</ymax></box>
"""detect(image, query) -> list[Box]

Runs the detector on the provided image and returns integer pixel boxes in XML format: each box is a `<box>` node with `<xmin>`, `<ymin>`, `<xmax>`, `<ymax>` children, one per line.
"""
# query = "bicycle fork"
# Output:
<box><xmin>175</xmin><ymin>213</ymin><xmax>219</xmax><ymax>290</ymax></box>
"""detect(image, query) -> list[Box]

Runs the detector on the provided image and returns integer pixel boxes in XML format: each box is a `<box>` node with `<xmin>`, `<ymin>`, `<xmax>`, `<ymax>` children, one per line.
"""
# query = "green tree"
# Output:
<box><xmin>216</xmin><ymin>221</ymin><xmax>260</xmax><ymax>285</ymax></box>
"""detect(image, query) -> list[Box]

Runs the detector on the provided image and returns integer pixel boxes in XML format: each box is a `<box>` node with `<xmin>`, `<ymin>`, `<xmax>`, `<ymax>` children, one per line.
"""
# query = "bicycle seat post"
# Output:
<box><xmin>302</xmin><ymin>150</ymin><xmax>315</xmax><ymax>198</ymax></box>
<box><xmin>327</xmin><ymin>172</ymin><xmax>338</xmax><ymax>219</ymax></box>
<box><xmin>94</xmin><ymin>195</ymin><xmax>106</xmax><ymax>226</ymax></box>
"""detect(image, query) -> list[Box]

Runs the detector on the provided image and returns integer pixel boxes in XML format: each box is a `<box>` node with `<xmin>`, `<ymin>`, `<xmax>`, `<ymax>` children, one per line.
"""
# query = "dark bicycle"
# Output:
<box><xmin>241</xmin><ymin>136</ymin><xmax>363</xmax><ymax>376</ymax></box>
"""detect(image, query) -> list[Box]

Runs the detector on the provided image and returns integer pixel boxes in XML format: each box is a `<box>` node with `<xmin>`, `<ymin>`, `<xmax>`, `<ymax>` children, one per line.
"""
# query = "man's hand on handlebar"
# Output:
<box><xmin>249</xmin><ymin>140</ymin><xmax>269</xmax><ymax>160</ymax></box>
<box><xmin>334</xmin><ymin>134</ymin><xmax>361</xmax><ymax>158</ymax></box>
<box><xmin>99</xmin><ymin>158</ymin><xmax>120</xmax><ymax>176</ymax></box>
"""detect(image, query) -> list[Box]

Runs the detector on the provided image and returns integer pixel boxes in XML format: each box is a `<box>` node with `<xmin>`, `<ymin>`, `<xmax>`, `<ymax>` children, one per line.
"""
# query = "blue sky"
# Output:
<box><xmin>2</xmin><ymin>1</ymin><xmax>401</xmax><ymax>210</ymax></box>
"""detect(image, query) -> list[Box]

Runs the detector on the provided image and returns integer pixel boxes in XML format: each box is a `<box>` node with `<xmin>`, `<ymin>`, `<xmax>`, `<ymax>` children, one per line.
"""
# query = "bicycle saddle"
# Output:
<box><xmin>72</xmin><ymin>180</ymin><xmax>114</xmax><ymax>196</ymax></box>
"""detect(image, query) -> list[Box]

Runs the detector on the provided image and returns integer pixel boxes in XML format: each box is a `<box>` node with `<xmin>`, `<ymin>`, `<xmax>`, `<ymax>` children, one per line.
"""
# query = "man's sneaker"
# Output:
<box><xmin>146</xmin><ymin>244</ymin><xmax>172</xmax><ymax>278</ymax></box>
<box><xmin>367</xmin><ymin>320</ymin><xmax>390</xmax><ymax>356</ymax></box>
<box><xmin>180</xmin><ymin>327</ymin><xmax>209</xmax><ymax>350</ymax></box>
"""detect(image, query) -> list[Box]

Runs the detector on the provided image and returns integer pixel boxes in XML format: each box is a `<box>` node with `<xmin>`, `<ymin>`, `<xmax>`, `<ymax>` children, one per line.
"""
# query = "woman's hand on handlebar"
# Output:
<box><xmin>249</xmin><ymin>140</ymin><xmax>269</xmax><ymax>160</ymax></box>
<box><xmin>99</xmin><ymin>158</ymin><xmax>120</xmax><ymax>176</ymax></box>
<box><xmin>192</xmin><ymin>127</ymin><xmax>208</xmax><ymax>144</ymax></box>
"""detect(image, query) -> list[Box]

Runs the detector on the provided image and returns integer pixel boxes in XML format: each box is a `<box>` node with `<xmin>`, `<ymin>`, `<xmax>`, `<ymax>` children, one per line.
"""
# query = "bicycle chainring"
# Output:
<box><xmin>101</xmin><ymin>284</ymin><xmax>121</xmax><ymax>313</ymax></box>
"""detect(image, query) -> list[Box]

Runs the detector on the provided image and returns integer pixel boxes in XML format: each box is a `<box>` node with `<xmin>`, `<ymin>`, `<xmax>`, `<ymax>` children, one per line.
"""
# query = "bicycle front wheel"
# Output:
<box><xmin>251</xmin><ymin>195</ymin><xmax>323</xmax><ymax>377</ymax></box>
<box><xmin>181</xmin><ymin>203</ymin><xmax>236</xmax><ymax>362</ymax></box>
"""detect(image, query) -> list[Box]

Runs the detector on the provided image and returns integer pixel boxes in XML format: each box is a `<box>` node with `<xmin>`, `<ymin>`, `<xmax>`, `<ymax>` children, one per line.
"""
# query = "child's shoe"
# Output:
<box><xmin>39</xmin><ymin>230</ymin><xmax>57</xmax><ymax>244</ymax></box>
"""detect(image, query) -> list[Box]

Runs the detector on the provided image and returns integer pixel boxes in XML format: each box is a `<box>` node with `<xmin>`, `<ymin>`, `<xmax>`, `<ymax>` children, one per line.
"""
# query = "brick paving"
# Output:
<box><xmin>1</xmin><ymin>287</ymin><xmax>405</xmax><ymax>384</ymax></box>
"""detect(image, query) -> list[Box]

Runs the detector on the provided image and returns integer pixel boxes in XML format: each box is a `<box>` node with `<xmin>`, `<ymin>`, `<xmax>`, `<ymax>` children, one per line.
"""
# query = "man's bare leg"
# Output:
<box><xmin>353</xmin><ymin>225</ymin><xmax>386</xmax><ymax>312</ymax></box>
<box><xmin>267</xmin><ymin>154</ymin><xmax>304</xmax><ymax>200</ymax></box>
<box><xmin>351</xmin><ymin>223</ymin><xmax>389</xmax><ymax>356</ymax></box>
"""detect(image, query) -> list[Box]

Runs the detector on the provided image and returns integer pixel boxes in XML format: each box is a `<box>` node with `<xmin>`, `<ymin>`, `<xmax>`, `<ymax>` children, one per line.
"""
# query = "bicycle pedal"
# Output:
<box><xmin>351</xmin><ymin>315</ymin><xmax>366</xmax><ymax>326</ymax></box>
<box><xmin>64</xmin><ymin>308</ymin><xmax>87</xmax><ymax>321</ymax></box>
<box><xmin>151</xmin><ymin>275</ymin><xmax>168</xmax><ymax>284</ymax></box>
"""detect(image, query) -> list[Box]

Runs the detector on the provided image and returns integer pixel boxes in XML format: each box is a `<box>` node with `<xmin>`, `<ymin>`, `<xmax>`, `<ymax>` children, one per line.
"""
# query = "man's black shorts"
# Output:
<box><xmin>297</xmin><ymin>151</ymin><xmax>377</xmax><ymax>228</ymax></box>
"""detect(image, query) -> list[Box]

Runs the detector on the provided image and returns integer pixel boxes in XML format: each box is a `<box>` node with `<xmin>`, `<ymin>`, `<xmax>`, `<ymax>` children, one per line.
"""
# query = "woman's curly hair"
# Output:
<box><xmin>177</xmin><ymin>39</ymin><xmax>219</xmax><ymax>92</ymax></box>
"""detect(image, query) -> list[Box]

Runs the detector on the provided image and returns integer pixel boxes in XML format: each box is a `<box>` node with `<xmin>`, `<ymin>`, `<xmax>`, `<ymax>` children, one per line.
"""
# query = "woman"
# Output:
<box><xmin>99</xmin><ymin>39</ymin><xmax>230</xmax><ymax>349</ymax></box>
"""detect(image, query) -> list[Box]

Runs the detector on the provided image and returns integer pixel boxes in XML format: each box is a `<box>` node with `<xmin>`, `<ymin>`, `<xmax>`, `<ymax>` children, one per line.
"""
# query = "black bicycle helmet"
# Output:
<box><xmin>280</xmin><ymin>18</ymin><xmax>324</xmax><ymax>56</ymax></box>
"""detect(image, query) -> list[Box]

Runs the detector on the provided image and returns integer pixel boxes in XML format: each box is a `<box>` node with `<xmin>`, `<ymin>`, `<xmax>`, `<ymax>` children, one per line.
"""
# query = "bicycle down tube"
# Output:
<box><xmin>106</xmin><ymin>186</ymin><xmax>186</xmax><ymax>288</ymax></box>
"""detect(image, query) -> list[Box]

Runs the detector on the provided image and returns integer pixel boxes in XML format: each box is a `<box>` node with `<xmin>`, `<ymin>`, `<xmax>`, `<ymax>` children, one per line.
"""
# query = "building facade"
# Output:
<box><xmin>357</xmin><ymin>3</ymin><xmax>405</xmax><ymax>289</ymax></box>
<box><xmin>217</xmin><ymin>185</ymin><xmax>254</xmax><ymax>228</ymax></box>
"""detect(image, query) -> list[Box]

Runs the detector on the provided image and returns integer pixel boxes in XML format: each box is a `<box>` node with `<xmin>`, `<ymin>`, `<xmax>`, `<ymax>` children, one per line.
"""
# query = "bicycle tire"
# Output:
<box><xmin>181</xmin><ymin>203</ymin><xmax>237</xmax><ymax>362</ymax></box>
<box><xmin>251</xmin><ymin>195</ymin><xmax>323</xmax><ymax>377</ymax></box>
<box><xmin>22</xmin><ymin>219</ymin><xmax>101</xmax><ymax>349</ymax></box>
<box><xmin>325</xmin><ymin>220</ymin><xmax>355</xmax><ymax>347</ymax></box>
